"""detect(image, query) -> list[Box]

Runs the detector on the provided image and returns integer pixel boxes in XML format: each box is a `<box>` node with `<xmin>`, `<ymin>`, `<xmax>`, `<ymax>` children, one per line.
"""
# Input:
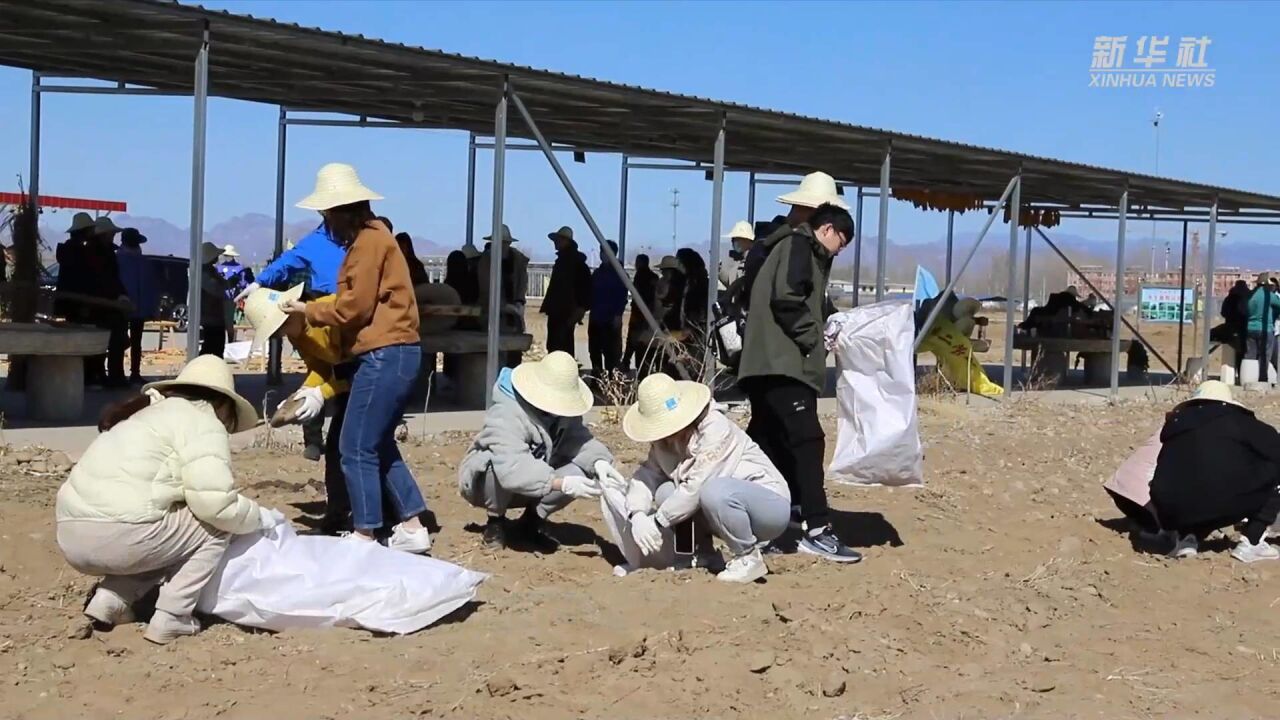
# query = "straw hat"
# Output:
<box><xmin>242</xmin><ymin>284</ymin><xmax>305</xmax><ymax>353</ymax></box>
<box><xmin>656</xmin><ymin>255</ymin><xmax>684</xmax><ymax>273</ymax></box>
<box><xmin>222</xmin><ymin>244</ymin><xmax>240</xmax><ymax>258</ymax></box>
<box><xmin>93</xmin><ymin>216</ymin><xmax>122</xmax><ymax>236</ymax></box>
<box><xmin>725</xmin><ymin>220</ymin><xmax>755</xmax><ymax>241</ymax></box>
<box><xmin>548</xmin><ymin>226</ymin><xmax>574</xmax><ymax>243</ymax></box>
<box><xmin>776</xmin><ymin>171</ymin><xmax>850</xmax><ymax>210</ymax></box>
<box><xmin>484</xmin><ymin>224</ymin><xmax>518</xmax><ymax>244</ymax></box>
<box><xmin>1179</xmin><ymin>380</ymin><xmax>1243</xmax><ymax>409</ymax></box>
<box><xmin>144</xmin><ymin>355</ymin><xmax>259</xmax><ymax>433</ymax></box>
<box><xmin>460</xmin><ymin>244</ymin><xmax>482</xmax><ymax>259</ymax></box>
<box><xmin>623</xmin><ymin>373</ymin><xmax>712</xmax><ymax>443</ymax></box>
<box><xmin>65</xmin><ymin>212</ymin><xmax>95</xmax><ymax>234</ymax></box>
<box><xmin>1256</xmin><ymin>272</ymin><xmax>1272</xmax><ymax>285</ymax></box>
<box><xmin>200</xmin><ymin>242</ymin><xmax>222</xmax><ymax>265</ymax></box>
<box><xmin>510</xmin><ymin>351</ymin><xmax>593</xmax><ymax>417</ymax></box>
<box><xmin>296</xmin><ymin>162</ymin><xmax>384</xmax><ymax>211</ymax></box>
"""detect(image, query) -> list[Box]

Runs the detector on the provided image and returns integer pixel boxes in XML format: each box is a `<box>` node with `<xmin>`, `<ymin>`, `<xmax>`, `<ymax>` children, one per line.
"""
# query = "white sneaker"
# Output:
<box><xmin>1230</xmin><ymin>538</ymin><xmax>1280</xmax><ymax>563</ymax></box>
<box><xmin>716</xmin><ymin>549</ymin><xmax>768</xmax><ymax>584</ymax></box>
<box><xmin>1169</xmin><ymin>534</ymin><xmax>1199</xmax><ymax>559</ymax></box>
<box><xmin>143</xmin><ymin>610</ymin><xmax>200</xmax><ymax>645</ymax></box>
<box><xmin>388</xmin><ymin>524</ymin><xmax>432</xmax><ymax>554</ymax></box>
<box><xmin>84</xmin><ymin>587</ymin><xmax>135</xmax><ymax>627</ymax></box>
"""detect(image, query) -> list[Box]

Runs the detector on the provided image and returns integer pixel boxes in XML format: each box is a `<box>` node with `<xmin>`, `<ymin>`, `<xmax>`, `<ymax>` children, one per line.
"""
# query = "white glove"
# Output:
<box><xmin>630</xmin><ymin>512</ymin><xmax>663</xmax><ymax>556</ymax></box>
<box><xmin>234</xmin><ymin>282</ymin><xmax>261</xmax><ymax>303</ymax></box>
<box><xmin>558</xmin><ymin>474</ymin><xmax>602</xmax><ymax>499</ymax></box>
<box><xmin>593</xmin><ymin>460</ymin><xmax>627</xmax><ymax>492</ymax></box>
<box><xmin>292</xmin><ymin>386</ymin><xmax>325</xmax><ymax>423</ymax></box>
<box><xmin>258</xmin><ymin>506</ymin><xmax>287</xmax><ymax>531</ymax></box>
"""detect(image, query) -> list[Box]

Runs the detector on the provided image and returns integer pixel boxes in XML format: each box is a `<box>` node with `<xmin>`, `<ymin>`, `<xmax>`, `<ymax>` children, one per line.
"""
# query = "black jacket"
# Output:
<box><xmin>542</xmin><ymin>246</ymin><xmax>590</xmax><ymax>318</ymax></box>
<box><xmin>1149</xmin><ymin>400</ymin><xmax>1280</xmax><ymax>530</ymax></box>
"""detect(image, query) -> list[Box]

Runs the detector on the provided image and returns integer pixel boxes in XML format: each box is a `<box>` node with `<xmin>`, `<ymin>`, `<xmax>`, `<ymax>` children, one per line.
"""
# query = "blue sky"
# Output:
<box><xmin>1</xmin><ymin>0</ymin><xmax>1277</xmax><ymax>265</ymax></box>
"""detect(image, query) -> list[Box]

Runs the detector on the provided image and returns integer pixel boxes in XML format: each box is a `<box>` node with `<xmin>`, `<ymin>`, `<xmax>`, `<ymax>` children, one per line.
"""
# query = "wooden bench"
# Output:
<box><xmin>420</xmin><ymin>330</ymin><xmax>533</xmax><ymax>409</ymax></box>
<box><xmin>0</xmin><ymin>322</ymin><xmax>109</xmax><ymax>421</ymax></box>
<box><xmin>1013</xmin><ymin>335</ymin><xmax>1122</xmax><ymax>385</ymax></box>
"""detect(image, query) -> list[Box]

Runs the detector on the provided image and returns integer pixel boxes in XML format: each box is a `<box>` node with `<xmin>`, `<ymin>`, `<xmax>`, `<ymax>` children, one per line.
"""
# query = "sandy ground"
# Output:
<box><xmin>2</xmin><ymin>393</ymin><xmax>1278</xmax><ymax>719</ymax></box>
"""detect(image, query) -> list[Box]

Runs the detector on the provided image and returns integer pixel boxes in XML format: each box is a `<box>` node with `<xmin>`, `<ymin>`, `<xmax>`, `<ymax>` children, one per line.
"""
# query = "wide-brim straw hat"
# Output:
<box><xmin>460</xmin><ymin>244</ymin><xmax>482</xmax><ymax>259</ymax></box>
<box><xmin>656</xmin><ymin>255</ymin><xmax>684</xmax><ymax>273</ymax></box>
<box><xmin>66</xmin><ymin>212</ymin><xmax>95</xmax><ymax>234</ymax></box>
<box><xmin>548</xmin><ymin>225</ymin><xmax>574</xmax><ymax>243</ymax></box>
<box><xmin>222</xmin><ymin>244</ymin><xmax>241</xmax><ymax>258</ymax></box>
<box><xmin>144</xmin><ymin>355</ymin><xmax>259</xmax><ymax>434</ymax></box>
<box><xmin>776</xmin><ymin>171</ymin><xmax>850</xmax><ymax>210</ymax></box>
<box><xmin>724</xmin><ymin>220</ymin><xmax>755</xmax><ymax>241</ymax></box>
<box><xmin>296</xmin><ymin>162</ymin><xmax>384</xmax><ymax>211</ymax></box>
<box><xmin>623</xmin><ymin>373</ymin><xmax>713</xmax><ymax>443</ymax></box>
<box><xmin>1256</xmin><ymin>272</ymin><xmax>1272</xmax><ymax>285</ymax></box>
<box><xmin>1178</xmin><ymin>380</ymin><xmax>1244</xmax><ymax>409</ymax></box>
<box><xmin>484</xmin><ymin>224</ymin><xmax>518</xmax><ymax>244</ymax></box>
<box><xmin>242</xmin><ymin>283</ymin><xmax>305</xmax><ymax>356</ymax></box>
<box><xmin>200</xmin><ymin>242</ymin><xmax>222</xmax><ymax>265</ymax></box>
<box><xmin>511</xmin><ymin>351</ymin><xmax>593</xmax><ymax>417</ymax></box>
<box><xmin>93</xmin><ymin>216</ymin><xmax>122</xmax><ymax>236</ymax></box>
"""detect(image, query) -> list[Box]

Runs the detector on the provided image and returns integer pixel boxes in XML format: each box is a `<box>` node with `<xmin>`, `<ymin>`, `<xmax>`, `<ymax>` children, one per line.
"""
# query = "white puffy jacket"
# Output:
<box><xmin>55</xmin><ymin>396</ymin><xmax>265</xmax><ymax>535</ymax></box>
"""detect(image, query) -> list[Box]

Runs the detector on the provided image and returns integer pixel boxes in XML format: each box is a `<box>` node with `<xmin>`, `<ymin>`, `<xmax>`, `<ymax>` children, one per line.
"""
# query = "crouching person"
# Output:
<box><xmin>606</xmin><ymin>373</ymin><xmax>791</xmax><ymax>583</ymax></box>
<box><xmin>458</xmin><ymin>352</ymin><xmax>624</xmax><ymax>551</ymax></box>
<box><xmin>55</xmin><ymin>356</ymin><xmax>282</xmax><ymax>644</ymax></box>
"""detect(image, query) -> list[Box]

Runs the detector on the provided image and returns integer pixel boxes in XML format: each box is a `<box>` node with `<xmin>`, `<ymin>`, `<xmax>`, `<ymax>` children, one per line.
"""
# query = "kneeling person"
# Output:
<box><xmin>607</xmin><ymin>373</ymin><xmax>791</xmax><ymax>583</ymax></box>
<box><xmin>458</xmin><ymin>351</ymin><xmax>623</xmax><ymax>551</ymax></box>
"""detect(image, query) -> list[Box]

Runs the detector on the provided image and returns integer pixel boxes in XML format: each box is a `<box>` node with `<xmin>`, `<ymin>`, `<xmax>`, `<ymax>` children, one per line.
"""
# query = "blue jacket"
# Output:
<box><xmin>256</xmin><ymin>224</ymin><xmax>344</xmax><ymax>294</ymax></box>
<box><xmin>590</xmin><ymin>264</ymin><xmax>629</xmax><ymax>320</ymax></box>
<box><xmin>115</xmin><ymin>247</ymin><xmax>157</xmax><ymax>320</ymax></box>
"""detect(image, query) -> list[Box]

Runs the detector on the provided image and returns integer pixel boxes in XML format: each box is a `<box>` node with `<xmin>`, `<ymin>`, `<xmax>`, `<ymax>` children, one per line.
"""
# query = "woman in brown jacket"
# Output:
<box><xmin>282</xmin><ymin>163</ymin><xmax>431</xmax><ymax>553</ymax></box>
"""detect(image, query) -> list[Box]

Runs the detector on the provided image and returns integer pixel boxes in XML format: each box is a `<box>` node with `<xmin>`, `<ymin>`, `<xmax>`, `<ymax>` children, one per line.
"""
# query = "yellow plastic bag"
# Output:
<box><xmin>918</xmin><ymin>316</ymin><xmax>1003</xmax><ymax>396</ymax></box>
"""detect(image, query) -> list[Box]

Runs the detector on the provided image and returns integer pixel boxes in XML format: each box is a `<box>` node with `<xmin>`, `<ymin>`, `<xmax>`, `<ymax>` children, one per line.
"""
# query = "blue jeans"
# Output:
<box><xmin>341</xmin><ymin>344</ymin><xmax>427</xmax><ymax>530</ymax></box>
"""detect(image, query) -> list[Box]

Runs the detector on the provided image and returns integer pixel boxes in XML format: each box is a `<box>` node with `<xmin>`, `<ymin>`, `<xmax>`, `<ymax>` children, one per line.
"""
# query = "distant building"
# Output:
<box><xmin>1073</xmin><ymin>265</ymin><xmax>1251</xmax><ymax>299</ymax></box>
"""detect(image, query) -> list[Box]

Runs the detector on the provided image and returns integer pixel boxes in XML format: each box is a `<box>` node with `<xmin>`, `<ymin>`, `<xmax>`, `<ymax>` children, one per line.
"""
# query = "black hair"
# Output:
<box><xmin>809</xmin><ymin>203</ymin><xmax>855</xmax><ymax>243</ymax></box>
<box><xmin>324</xmin><ymin>201</ymin><xmax>378</xmax><ymax>248</ymax></box>
<box><xmin>98</xmin><ymin>386</ymin><xmax>236</xmax><ymax>433</ymax></box>
<box><xmin>606</xmin><ymin>240</ymin><xmax>619</xmax><ymax>256</ymax></box>
<box><xmin>636</xmin><ymin>253</ymin><xmax>650</xmax><ymax>268</ymax></box>
<box><xmin>377</xmin><ymin>215</ymin><xmax>393</xmax><ymax>233</ymax></box>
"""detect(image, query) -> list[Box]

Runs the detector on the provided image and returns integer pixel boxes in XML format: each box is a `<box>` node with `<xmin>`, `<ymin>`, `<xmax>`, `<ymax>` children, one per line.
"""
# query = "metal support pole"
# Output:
<box><xmin>852</xmin><ymin>187</ymin><xmax>864</xmax><ymax>307</ymax></box>
<box><xmin>1002</xmin><ymin>173</ymin><xmax>1022</xmax><ymax>396</ymax></box>
<box><xmin>483</xmin><ymin>83</ymin><xmax>508</xmax><ymax>407</ymax></box>
<box><xmin>875</xmin><ymin>145</ymin><xmax>891</xmax><ymax>302</ymax></box>
<box><xmin>1110</xmin><ymin>188</ymin><xmax>1129</xmax><ymax>399</ymax></box>
<box><xmin>1021</xmin><ymin>224</ymin><xmax>1032</xmax><ymax>371</ymax></box>
<box><xmin>28</xmin><ymin>72</ymin><xmax>40</xmax><ymax>205</ymax></box>
<box><xmin>465</xmin><ymin>132</ymin><xmax>477</xmax><ymax>248</ymax></box>
<box><xmin>618</xmin><ymin>154</ymin><xmax>630</xmax><ymax>262</ymax></box>
<box><xmin>914</xmin><ymin>175</ymin><xmax>1021</xmax><ymax>351</ymax></box>
<box><xmin>747</xmin><ymin>171</ymin><xmax>757</xmax><ymax>224</ymax></box>
<box><xmin>186</xmin><ymin>29</ymin><xmax>209</xmax><ymax>361</ymax></box>
<box><xmin>1176</xmin><ymin>220</ymin><xmax>1189</xmax><ymax>377</ymax></box>
<box><xmin>1201</xmin><ymin>200</ymin><xmax>1219</xmax><ymax>372</ymax></box>
<box><xmin>705</xmin><ymin>116</ymin><xmax>726</xmax><ymax>379</ymax></box>
<box><xmin>944</xmin><ymin>209</ymin><xmax>954</xmax><ymax>285</ymax></box>
<box><xmin>508</xmin><ymin>89</ymin><xmax>682</xmax><ymax>378</ymax></box>
<box><xmin>268</xmin><ymin>105</ymin><xmax>287</xmax><ymax>385</ymax></box>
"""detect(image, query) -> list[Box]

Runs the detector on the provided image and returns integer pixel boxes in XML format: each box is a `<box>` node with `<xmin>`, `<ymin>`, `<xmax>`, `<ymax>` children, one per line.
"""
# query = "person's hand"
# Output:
<box><xmin>234</xmin><ymin>282</ymin><xmax>260</xmax><ymax>304</ymax></box>
<box><xmin>593</xmin><ymin>460</ymin><xmax>627</xmax><ymax>492</ymax></box>
<box><xmin>280</xmin><ymin>299</ymin><xmax>306</xmax><ymax>316</ymax></box>
<box><xmin>258</xmin><ymin>506</ymin><xmax>287</xmax><ymax>531</ymax></box>
<box><xmin>630</xmin><ymin>512</ymin><xmax>663</xmax><ymax>556</ymax></box>
<box><xmin>292</xmin><ymin>386</ymin><xmax>325</xmax><ymax>423</ymax></box>
<box><xmin>557</xmin><ymin>474</ymin><xmax>602</xmax><ymax>499</ymax></box>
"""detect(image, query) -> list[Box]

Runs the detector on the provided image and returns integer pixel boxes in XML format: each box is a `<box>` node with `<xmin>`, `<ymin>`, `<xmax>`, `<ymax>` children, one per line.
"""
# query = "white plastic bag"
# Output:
<box><xmin>196</xmin><ymin>524</ymin><xmax>487</xmax><ymax>635</ymax></box>
<box><xmin>826</xmin><ymin>300</ymin><xmax>924</xmax><ymax>487</ymax></box>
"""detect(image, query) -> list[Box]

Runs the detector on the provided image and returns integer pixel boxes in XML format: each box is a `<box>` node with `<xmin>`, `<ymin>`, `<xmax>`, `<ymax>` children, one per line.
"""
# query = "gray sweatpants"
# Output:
<box><xmin>602</xmin><ymin>476</ymin><xmax>791</xmax><ymax>566</ymax></box>
<box><xmin>462</xmin><ymin>463</ymin><xmax>576</xmax><ymax>519</ymax></box>
<box><xmin>56</xmin><ymin>507</ymin><xmax>230</xmax><ymax>617</ymax></box>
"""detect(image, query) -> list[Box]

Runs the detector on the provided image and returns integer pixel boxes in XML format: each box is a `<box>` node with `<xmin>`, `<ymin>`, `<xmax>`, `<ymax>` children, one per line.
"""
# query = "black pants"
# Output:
<box><xmin>1179</xmin><ymin>488</ymin><xmax>1280</xmax><ymax>545</ymax></box>
<box><xmin>1105</xmin><ymin>488</ymin><xmax>1161</xmax><ymax>535</ymax></box>
<box><xmin>745</xmin><ymin>376</ymin><xmax>829</xmax><ymax>529</ymax></box>
<box><xmin>126</xmin><ymin>319</ymin><xmax>144</xmax><ymax>377</ymax></box>
<box><xmin>546</xmin><ymin>315</ymin><xmax>576</xmax><ymax>356</ymax></box>
<box><xmin>106</xmin><ymin>318</ymin><xmax>129</xmax><ymax>383</ymax></box>
<box><xmin>200</xmin><ymin>324</ymin><xmax>226</xmax><ymax>359</ymax></box>
<box><xmin>322</xmin><ymin>394</ymin><xmax>351</xmax><ymax>527</ymax></box>
<box><xmin>302</xmin><ymin>414</ymin><xmax>325</xmax><ymax>450</ymax></box>
<box><xmin>587</xmin><ymin>317</ymin><xmax>623</xmax><ymax>377</ymax></box>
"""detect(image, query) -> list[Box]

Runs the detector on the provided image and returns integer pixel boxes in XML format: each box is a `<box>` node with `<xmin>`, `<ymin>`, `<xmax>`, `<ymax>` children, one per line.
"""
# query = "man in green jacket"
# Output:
<box><xmin>1246</xmin><ymin>273</ymin><xmax>1280</xmax><ymax>378</ymax></box>
<box><xmin>738</xmin><ymin>200</ymin><xmax>860</xmax><ymax>563</ymax></box>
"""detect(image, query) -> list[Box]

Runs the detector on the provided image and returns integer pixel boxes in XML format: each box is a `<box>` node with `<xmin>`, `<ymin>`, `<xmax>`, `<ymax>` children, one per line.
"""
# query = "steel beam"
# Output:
<box><xmin>1002</xmin><ymin>172</ymin><xmax>1022</xmax><ymax>396</ymax></box>
<box><xmin>944</xmin><ymin>210</ymin><xmax>954</xmax><ymax>285</ymax></box>
<box><xmin>508</xmin><ymin>88</ymin><xmax>683</xmax><ymax>378</ymax></box>
<box><xmin>483</xmin><ymin>81</ymin><xmax>508</xmax><ymax>407</ymax></box>
<box><xmin>1201</xmin><ymin>200</ymin><xmax>1219</xmax><ymax>372</ymax></box>
<box><xmin>1110</xmin><ymin>188</ymin><xmax>1129</xmax><ymax>399</ymax></box>
<box><xmin>28</xmin><ymin>72</ymin><xmax>39</xmax><ymax>205</ymax></box>
<box><xmin>465</xmin><ymin>132</ymin><xmax>477</xmax><ymax>248</ymax></box>
<box><xmin>1021</xmin><ymin>225</ymin><xmax>1032</xmax><ymax>371</ymax></box>
<box><xmin>875</xmin><ymin>145</ymin><xmax>891</xmax><ymax>302</ymax></box>
<box><xmin>852</xmin><ymin>187</ymin><xmax>863</xmax><ymax>307</ymax></box>
<box><xmin>618</xmin><ymin>154</ymin><xmax>630</xmax><ymax>261</ymax></box>
<box><xmin>268</xmin><ymin>104</ymin><xmax>287</xmax><ymax>384</ymax></box>
<box><xmin>1176</xmin><ymin>220</ymin><xmax>1188</xmax><ymax>377</ymax></box>
<box><xmin>747</xmin><ymin>171</ymin><xmax>756</xmax><ymax>224</ymax></box>
<box><xmin>705</xmin><ymin>116</ymin><xmax>726</xmax><ymax>378</ymax></box>
<box><xmin>186</xmin><ymin>29</ymin><xmax>209</xmax><ymax>361</ymax></box>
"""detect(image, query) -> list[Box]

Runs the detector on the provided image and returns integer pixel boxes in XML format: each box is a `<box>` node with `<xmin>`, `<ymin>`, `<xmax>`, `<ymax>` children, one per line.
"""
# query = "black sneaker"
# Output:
<box><xmin>509</xmin><ymin>509</ymin><xmax>559</xmax><ymax>553</ymax></box>
<box><xmin>798</xmin><ymin>527</ymin><xmax>863</xmax><ymax>564</ymax></box>
<box><xmin>302</xmin><ymin>444</ymin><xmax>323</xmax><ymax>462</ymax></box>
<box><xmin>481</xmin><ymin>517</ymin><xmax>507</xmax><ymax>549</ymax></box>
